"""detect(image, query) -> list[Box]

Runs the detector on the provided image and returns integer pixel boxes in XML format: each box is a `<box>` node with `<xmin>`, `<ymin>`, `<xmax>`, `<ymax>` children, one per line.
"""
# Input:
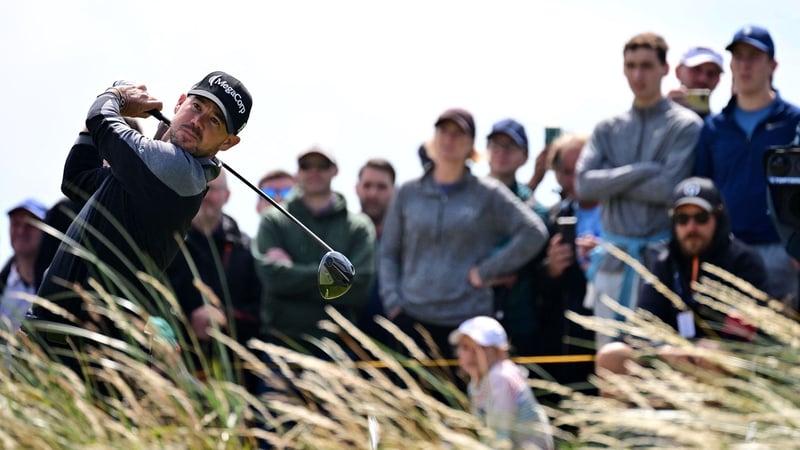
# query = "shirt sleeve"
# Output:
<box><xmin>477</xmin><ymin>183</ymin><xmax>549</xmax><ymax>281</ymax></box>
<box><xmin>576</xmin><ymin>124</ymin><xmax>662</xmax><ymax>201</ymax></box>
<box><xmin>86</xmin><ymin>93</ymin><xmax>208</xmax><ymax>199</ymax></box>
<box><xmin>336</xmin><ymin>214</ymin><xmax>376</xmax><ymax>309</ymax></box>
<box><xmin>61</xmin><ymin>132</ymin><xmax>111</xmax><ymax>203</ymax></box>
<box><xmin>379</xmin><ymin>188</ymin><xmax>405</xmax><ymax>313</ymax></box>
<box><xmin>621</xmin><ymin>117</ymin><xmax>702</xmax><ymax>204</ymax></box>
<box><xmin>251</xmin><ymin>212</ymin><xmax>320</xmax><ymax>299</ymax></box>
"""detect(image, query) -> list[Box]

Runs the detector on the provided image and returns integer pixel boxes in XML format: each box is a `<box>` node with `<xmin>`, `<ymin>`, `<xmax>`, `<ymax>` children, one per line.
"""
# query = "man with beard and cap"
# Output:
<box><xmin>594</xmin><ymin>177</ymin><xmax>768</xmax><ymax>380</ymax></box>
<box><xmin>34</xmin><ymin>71</ymin><xmax>252</xmax><ymax>355</ymax></box>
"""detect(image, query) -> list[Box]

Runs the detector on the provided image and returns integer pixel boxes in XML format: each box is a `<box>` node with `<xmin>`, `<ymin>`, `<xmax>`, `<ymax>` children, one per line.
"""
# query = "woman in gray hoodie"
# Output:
<box><xmin>380</xmin><ymin>108</ymin><xmax>549</xmax><ymax>359</ymax></box>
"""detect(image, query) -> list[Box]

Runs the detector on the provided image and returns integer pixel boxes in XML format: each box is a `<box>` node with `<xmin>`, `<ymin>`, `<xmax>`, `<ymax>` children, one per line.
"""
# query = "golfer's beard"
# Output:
<box><xmin>169</xmin><ymin>129</ymin><xmax>200</xmax><ymax>155</ymax></box>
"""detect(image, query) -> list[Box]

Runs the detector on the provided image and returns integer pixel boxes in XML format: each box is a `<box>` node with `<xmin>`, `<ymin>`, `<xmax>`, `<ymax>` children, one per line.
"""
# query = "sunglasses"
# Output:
<box><xmin>299</xmin><ymin>160</ymin><xmax>333</xmax><ymax>171</ymax></box>
<box><xmin>673</xmin><ymin>210</ymin><xmax>711</xmax><ymax>226</ymax></box>
<box><xmin>261</xmin><ymin>186</ymin><xmax>293</xmax><ymax>198</ymax></box>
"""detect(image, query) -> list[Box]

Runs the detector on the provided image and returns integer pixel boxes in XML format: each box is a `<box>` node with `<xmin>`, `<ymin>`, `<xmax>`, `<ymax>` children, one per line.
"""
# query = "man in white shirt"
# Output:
<box><xmin>0</xmin><ymin>198</ymin><xmax>47</xmax><ymax>331</ymax></box>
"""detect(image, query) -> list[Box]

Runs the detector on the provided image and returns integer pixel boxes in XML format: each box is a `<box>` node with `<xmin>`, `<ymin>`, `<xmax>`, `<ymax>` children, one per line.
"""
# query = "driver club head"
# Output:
<box><xmin>318</xmin><ymin>251</ymin><xmax>355</xmax><ymax>300</ymax></box>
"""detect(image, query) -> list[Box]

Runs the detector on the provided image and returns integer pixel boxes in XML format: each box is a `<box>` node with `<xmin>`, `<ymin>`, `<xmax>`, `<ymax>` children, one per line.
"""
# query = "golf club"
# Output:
<box><xmin>148</xmin><ymin>109</ymin><xmax>355</xmax><ymax>300</ymax></box>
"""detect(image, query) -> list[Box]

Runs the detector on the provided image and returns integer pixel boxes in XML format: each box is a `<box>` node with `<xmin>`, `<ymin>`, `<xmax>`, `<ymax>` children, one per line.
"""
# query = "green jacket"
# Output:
<box><xmin>253</xmin><ymin>192</ymin><xmax>376</xmax><ymax>343</ymax></box>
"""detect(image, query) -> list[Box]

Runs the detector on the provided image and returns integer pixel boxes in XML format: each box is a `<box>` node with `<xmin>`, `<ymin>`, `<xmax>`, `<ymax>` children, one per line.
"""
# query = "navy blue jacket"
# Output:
<box><xmin>694</xmin><ymin>93</ymin><xmax>800</xmax><ymax>244</ymax></box>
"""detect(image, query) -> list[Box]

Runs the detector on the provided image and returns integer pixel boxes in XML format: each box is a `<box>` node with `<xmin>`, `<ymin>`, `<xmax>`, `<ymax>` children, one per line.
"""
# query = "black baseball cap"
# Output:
<box><xmin>188</xmin><ymin>71</ymin><xmax>252</xmax><ymax>135</ymax></box>
<box><xmin>672</xmin><ymin>177</ymin><xmax>723</xmax><ymax>212</ymax></box>
<box><xmin>435</xmin><ymin>108</ymin><xmax>475</xmax><ymax>138</ymax></box>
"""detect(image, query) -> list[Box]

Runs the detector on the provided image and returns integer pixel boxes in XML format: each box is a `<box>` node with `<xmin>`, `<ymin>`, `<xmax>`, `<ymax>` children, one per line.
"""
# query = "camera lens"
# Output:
<box><xmin>768</xmin><ymin>154</ymin><xmax>791</xmax><ymax>177</ymax></box>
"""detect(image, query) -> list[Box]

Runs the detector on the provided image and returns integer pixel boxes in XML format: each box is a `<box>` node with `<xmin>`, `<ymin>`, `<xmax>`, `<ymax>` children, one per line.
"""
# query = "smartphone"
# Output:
<box><xmin>685</xmin><ymin>89</ymin><xmax>711</xmax><ymax>115</ymax></box>
<box><xmin>556</xmin><ymin>216</ymin><xmax>577</xmax><ymax>259</ymax></box>
<box><xmin>545</xmin><ymin>126</ymin><xmax>562</xmax><ymax>146</ymax></box>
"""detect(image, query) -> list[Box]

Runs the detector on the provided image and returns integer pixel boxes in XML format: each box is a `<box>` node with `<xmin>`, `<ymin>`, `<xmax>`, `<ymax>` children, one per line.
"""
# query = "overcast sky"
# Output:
<box><xmin>1</xmin><ymin>0</ymin><xmax>799</xmax><ymax>261</ymax></box>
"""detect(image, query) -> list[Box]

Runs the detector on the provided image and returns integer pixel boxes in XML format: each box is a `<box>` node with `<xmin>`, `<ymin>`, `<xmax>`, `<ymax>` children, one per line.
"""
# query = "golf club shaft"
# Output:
<box><xmin>148</xmin><ymin>109</ymin><xmax>335</xmax><ymax>254</ymax></box>
<box><xmin>222</xmin><ymin>161</ymin><xmax>334</xmax><ymax>253</ymax></box>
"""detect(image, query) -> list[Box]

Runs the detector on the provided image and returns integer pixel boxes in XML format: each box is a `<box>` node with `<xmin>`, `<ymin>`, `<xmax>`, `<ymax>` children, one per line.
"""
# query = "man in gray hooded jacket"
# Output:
<box><xmin>576</xmin><ymin>32</ymin><xmax>702</xmax><ymax>347</ymax></box>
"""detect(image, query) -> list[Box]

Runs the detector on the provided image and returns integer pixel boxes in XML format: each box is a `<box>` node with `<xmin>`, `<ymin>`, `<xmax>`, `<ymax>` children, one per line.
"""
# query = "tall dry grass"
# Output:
<box><xmin>12</xmin><ymin>228</ymin><xmax>800</xmax><ymax>448</ymax></box>
<box><xmin>548</xmin><ymin>245</ymin><xmax>800</xmax><ymax>448</ymax></box>
<box><xmin>11</xmin><ymin>272</ymin><xmax>498</xmax><ymax>449</ymax></box>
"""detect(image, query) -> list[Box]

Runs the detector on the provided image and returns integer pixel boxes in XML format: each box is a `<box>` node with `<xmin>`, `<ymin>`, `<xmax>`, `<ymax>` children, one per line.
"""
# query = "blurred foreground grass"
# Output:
<box><xmin>5</xmin><ymin>257</ymin><xmax>800</xmax><ymax>449</ymax></box>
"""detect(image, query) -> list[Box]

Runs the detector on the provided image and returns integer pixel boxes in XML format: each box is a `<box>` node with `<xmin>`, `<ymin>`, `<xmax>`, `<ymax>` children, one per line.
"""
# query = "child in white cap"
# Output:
<box><xmin>450</xmin><ymin>315</ymin><xmax>554</xmax><ymax>449</ymax></box>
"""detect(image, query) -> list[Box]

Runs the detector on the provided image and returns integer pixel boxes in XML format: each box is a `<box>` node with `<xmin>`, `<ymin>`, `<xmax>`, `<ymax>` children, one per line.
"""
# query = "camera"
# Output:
<box><xmin>764</xmin><ymin>146</ymin><xmax>800</xmax><ymax>259</ymax></box>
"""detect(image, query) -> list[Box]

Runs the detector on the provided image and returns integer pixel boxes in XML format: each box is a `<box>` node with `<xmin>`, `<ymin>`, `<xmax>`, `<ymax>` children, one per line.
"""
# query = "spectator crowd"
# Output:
<box><xmin>1</xmin><ymin>24</ymin><xmax>799</xmax><ymax>449</ymax></box>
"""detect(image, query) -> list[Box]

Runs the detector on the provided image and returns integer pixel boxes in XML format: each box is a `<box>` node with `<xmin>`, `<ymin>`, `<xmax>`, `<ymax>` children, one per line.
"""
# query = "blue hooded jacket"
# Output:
<box><xmin>694</xmin><ymin>93</ymin><xmax>800</xmax><ymax>244</ymax></box>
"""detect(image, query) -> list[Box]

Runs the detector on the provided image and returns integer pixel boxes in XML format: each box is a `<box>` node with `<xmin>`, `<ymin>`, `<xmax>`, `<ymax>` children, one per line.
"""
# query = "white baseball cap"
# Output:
<box><xmin>448</xmin><ymin>316</ymin><xmax>509</xmax><ymax>350</ymax></box>
<box><xmin>679</xmin><ymin>46</ymin><xmax>724</xmax><ymax>71</ymax></box>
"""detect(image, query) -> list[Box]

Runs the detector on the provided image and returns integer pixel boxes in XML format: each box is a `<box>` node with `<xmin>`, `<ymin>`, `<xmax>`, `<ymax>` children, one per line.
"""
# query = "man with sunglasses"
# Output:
<box><xmin>256</xmin><ymin>169</ymin><xmax>295</xmax><ymax>215</ymax></box>
<box><xmin>595</xmin><ymin>177</ymin><xmax>767</xmax><ymax>379</ymax></box>
<box><xmin>253</xmin><ymin>145</ymin><xmax>375</xmax><ymax>353</ymax></box>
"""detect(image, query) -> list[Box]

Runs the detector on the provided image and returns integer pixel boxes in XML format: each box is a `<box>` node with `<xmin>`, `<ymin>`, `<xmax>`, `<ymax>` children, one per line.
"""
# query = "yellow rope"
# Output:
<box><xmin>350</xmin><ymin>353</ymin><xmax>595</xmax><ymax>369</ymax></box>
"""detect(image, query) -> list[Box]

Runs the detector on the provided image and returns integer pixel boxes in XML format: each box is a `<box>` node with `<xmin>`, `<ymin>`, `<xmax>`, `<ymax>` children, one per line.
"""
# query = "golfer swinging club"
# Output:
<box><xmin>35</xmin><ymin>72</ymin><xmax>253</xmax><ymax>345</ymax></box>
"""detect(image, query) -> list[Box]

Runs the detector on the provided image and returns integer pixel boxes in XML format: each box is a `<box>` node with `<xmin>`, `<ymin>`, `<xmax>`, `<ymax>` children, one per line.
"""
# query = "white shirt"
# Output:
<box><xmin>1</xmin><ymin>263</ymin><xmax>35</xmax><ymax>331</ymax></box>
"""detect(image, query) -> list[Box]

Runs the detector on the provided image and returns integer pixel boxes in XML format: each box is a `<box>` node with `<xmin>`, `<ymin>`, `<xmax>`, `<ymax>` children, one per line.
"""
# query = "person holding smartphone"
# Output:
<box><xmin>667</xmin><ymin>46</ymin><xmax>725</xmax><ymax>118</ymax></box>
<box><xmin>534</xmin><ymin>132</ymin><xmax>601</xmax><ymax>393</ymax></box>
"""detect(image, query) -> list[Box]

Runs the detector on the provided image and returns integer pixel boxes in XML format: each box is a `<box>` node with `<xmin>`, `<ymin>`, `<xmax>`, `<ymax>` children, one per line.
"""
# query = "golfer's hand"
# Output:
<box><xmin>110</xmin><ymin>83</ymin><xmax>163</xmax><ymax>118</ymax></box>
